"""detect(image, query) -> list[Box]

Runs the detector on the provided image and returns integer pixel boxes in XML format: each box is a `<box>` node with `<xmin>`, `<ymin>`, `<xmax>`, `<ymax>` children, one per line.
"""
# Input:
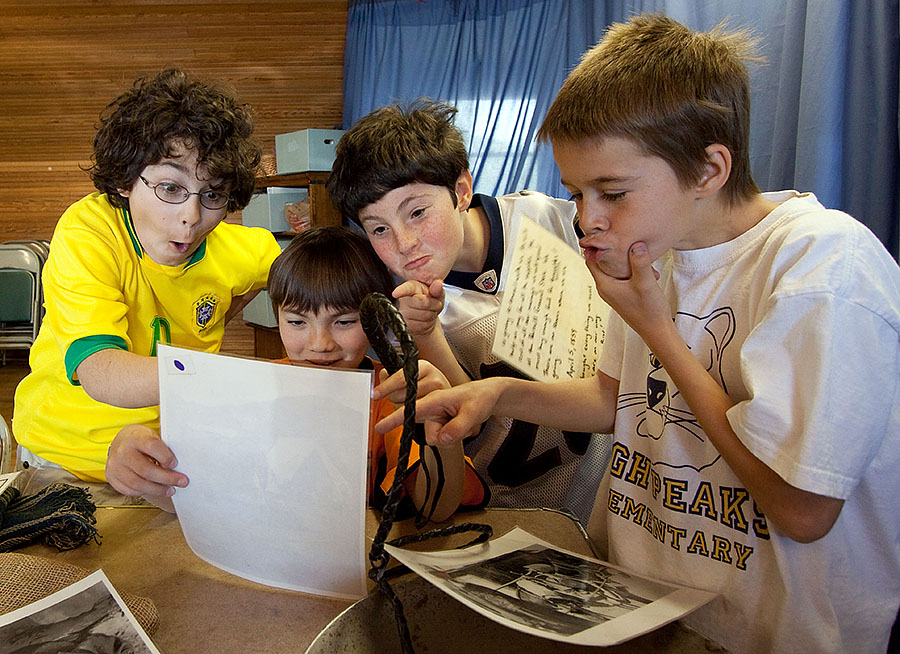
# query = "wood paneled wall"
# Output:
<box><xmin>0</xmin><ymin>0</ymin><xmax>348</xmax><ymax>356</ymax></box>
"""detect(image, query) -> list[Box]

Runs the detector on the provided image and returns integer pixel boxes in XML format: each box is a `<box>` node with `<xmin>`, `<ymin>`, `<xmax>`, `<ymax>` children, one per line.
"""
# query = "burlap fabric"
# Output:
<box><xmin>0</xmin><ymin>552</ymin><xmax>159</xmax><ymax>634</ymax></box>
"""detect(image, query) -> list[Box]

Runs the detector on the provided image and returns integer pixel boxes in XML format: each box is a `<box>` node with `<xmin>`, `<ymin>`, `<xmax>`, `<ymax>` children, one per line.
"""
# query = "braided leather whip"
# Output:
<box><xmin>360</xmin><ymin>292</ymin><xmax>492</xmax><ymax>654</ymax></box>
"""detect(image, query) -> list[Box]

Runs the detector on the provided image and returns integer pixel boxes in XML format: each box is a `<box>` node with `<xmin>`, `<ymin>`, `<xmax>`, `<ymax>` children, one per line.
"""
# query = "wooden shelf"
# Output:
<box><xmin>255</xmin><ymin>171</ymin><xmax>328</xmax><ymax>189</ymax></box>
<box><xmin>254</xmin><ymin>171</ymin><xmax>342</xmax><ymax>227</ymax></box>
<box><xmin>251</xmin><ymin>324</ymin><xmax>286</xmax><ymax>360</ymax></box>
<box><xmin>248</xmin><ymin>171</ymin><xmax>343</xmax><ymax>357</ymax></box>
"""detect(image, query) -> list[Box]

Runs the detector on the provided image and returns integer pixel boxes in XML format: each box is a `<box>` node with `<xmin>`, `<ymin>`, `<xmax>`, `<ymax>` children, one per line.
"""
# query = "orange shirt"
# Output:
<box><xmin>277</xmin><ymin>357</ymin><xmax>488</xmax><ymax>513</ymax></box>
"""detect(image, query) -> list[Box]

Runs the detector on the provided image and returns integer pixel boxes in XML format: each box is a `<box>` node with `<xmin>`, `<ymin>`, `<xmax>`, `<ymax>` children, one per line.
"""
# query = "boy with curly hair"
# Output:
<box><xmin>14</xmin><ymin>68</ymin><xmax>281</xmax><ymax>495</ymax></box>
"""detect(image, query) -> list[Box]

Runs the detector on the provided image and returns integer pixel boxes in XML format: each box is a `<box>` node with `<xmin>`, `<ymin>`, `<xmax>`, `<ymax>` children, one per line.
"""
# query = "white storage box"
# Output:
<box><xmin>242</xmin><ymin>187</ymin><xmax>308</xmax><ymax>233</ymax></box>
<box><xmin>242</xmin><ymin>236</ymin><xmax>294</xmax><ymax>328</ymax></box>
<box><xmin>275</xmin><ymin>128</ymin><xmax>345</xmax><ymax>174</ymax></box>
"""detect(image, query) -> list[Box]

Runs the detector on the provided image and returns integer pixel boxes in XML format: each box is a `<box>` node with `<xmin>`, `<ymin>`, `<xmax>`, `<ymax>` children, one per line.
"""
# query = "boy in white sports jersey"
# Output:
<box><xmin>376</xmin><ymin>14</ymin><xmax>900</xmax><ymax>654</ymax></box>
<box><xmin>13</xmin><ymin>69</ymin><xmax>281</xmax><ymax>499</ymax></box>
<box><xmin>327</xmin><ymin>100</ymin><xmax>608</xmax><ymax>520</ymax></box>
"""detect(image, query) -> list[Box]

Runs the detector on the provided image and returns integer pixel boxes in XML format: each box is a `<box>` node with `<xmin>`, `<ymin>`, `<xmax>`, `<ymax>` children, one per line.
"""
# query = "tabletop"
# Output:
<box><xmin>17</xmin><ymin>505</ymin><xmax>596</xmax><ymax>653</ymax></box>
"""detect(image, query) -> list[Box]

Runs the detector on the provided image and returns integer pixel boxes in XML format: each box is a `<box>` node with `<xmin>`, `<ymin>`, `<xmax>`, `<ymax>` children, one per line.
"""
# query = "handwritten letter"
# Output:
<box><xmin>493</xmin><ymin>217</ymin><xmax>610</xmax><ymax>382</ymax></box>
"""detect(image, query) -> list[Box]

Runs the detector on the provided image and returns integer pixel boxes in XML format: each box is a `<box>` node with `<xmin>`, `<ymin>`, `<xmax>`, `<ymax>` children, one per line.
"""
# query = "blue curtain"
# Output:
<box><xmin>343</xmin><ymin>0</ymin><xmax>900</xmax><ymax>257</ymax></box>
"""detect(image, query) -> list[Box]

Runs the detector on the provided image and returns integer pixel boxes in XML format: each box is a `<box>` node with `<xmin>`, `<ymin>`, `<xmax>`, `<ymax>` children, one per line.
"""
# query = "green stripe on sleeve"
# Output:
<box><xmin>65</xmin><ymin>335</ymin><xmax>129</xmax><ymax>384</ymax></box>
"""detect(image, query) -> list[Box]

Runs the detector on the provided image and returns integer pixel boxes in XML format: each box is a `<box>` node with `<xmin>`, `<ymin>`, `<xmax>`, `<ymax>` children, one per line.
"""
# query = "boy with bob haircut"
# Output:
<box><xmin>14</xmin><ymin>68</ymin><xmax>282</xmax><ymax>495</ymax></box>
<box><xmin>266</xmin><ymin>226</ymin><xmax>487</xmax><ymax>521</ymax></box>
<box><xmin>328</xmin><ymin>99</ymin><xmax>606</xmax><ymax>519</ymax></box>
<box><xmin>377</xmin><ymin>14</ymin><xmax>900</xmax><ymax>653</ymax></box>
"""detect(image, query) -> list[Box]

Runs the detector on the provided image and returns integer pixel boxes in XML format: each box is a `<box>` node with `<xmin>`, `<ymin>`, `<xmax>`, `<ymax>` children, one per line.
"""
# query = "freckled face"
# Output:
<box><xmin>358</xmin><ymin>182</ymin><xmax>466</xmax><ymax>285</ymax></box>
<box><xmin>553</xmin><ymin>136</ymin><xmax>696</xmax><ymax>280</ymax></box>
<box><xmin>118</xmin><ymin>143</ymin><xmax>228</xmax><ymax>267</ymax></box>
<box><xmin>277</xmin><ymin>306</ymin><xmax>369</xmax><ymax>369</ymax></box>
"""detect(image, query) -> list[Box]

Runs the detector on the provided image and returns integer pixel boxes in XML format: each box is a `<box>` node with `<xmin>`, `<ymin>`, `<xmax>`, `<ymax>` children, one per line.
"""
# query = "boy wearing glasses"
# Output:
<box><xmin>13</xmin><ymin>68</ymin><xmax>281</xmax><ymax>495</ymax></box>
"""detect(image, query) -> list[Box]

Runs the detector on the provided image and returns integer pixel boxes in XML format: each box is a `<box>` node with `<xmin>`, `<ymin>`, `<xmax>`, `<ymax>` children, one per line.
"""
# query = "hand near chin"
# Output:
<box><xmin>586</xmin><ymin>242</ymin><xmax>671</xmax><ymax>341</ymax></box>
<box><xmin>393</xmin><ymin>278</ymin><xmax>445</xmax><ymax>337</ymax></box>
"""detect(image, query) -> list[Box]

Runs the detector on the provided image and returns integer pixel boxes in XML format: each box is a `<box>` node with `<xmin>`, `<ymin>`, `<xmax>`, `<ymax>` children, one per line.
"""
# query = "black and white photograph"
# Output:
<box><xmin>385</xmin><ymin>527</ymin><xmax>717</xmax><ymax>646</ymax></box>
<box><xmin>432</xmin><ymin>542</ymin><xmax>667</xmax><ymax>635</ymax></box>
<box><xmin>0</xmin><ymin>570</ymin><xmax>160</xmax><ymax>654</ymax></box>
<box><xmin>0</xmin><ymin>471</ymin><xmax>21</xmax><ymax>495</ymax></box>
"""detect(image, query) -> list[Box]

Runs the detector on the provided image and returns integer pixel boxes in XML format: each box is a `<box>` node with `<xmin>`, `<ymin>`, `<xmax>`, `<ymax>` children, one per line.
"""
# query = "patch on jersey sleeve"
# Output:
<box><xmin>193</xmin><ymin>293</ymin><xmax>220</xmax><ymax>332</ymax></box>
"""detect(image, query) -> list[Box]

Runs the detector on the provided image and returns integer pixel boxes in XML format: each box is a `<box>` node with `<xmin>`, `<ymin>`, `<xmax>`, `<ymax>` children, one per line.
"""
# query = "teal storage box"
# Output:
<box><xmin>242</xmin><ymin>289</ymin><xmax>278</xmax><ymax>328</ymax></box>
<box><xmin>242</xmin><ymin>237</ymin><xmax>294</xmax><ymax>328</ymax></box>
<box><xmin>275</xmin><ymin>128</ymin><xmax>345</xmax><ymax>174</ymax></box>
<box><xmin>241</xmin><ymin>187</ymin><xmax>308</xmax><ymax>233</ymax></box>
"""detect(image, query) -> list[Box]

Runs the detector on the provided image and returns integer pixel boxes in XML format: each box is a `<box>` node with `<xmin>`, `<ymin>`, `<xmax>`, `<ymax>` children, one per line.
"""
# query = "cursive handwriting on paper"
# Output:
<box><xmin>493</xmin><ymin>217</ymin><xmax>610</xmax><ymax>383</ymax></box>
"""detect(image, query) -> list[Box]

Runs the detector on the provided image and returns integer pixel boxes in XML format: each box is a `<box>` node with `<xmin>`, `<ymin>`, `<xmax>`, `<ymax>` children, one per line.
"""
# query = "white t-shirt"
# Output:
<box><xmin>589</xmin><ymin>191</ymin><xmax>900</xmax><ymax>653</ymax></box>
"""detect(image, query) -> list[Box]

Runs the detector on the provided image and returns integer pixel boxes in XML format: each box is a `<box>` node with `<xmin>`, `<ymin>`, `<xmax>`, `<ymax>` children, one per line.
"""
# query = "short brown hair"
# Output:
<box><xmin>539</xmin><ymin>13</ymin><xmax>762</xmax><ymax>205</ymax></box>
<box><xmin>326</xmin><ymin>99</ymin><xmax>469</xmax><ymax>221</ymax></box>
<box><xmin>89</xmin><ymin>68</ymin><xmax>260</xmax><ymax>212</ymax></box>
<box><xmin>267</xmin><ymin>226</ymin><xmax>395</xmax><ymax>316</ymax></box>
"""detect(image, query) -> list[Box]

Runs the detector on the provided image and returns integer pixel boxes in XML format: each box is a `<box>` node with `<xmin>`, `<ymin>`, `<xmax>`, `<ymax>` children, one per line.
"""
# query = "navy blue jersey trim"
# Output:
<box><xmin>444</xmin><ymin>194</ymin><xmax>504</xmax><ymax>294</ymax></box>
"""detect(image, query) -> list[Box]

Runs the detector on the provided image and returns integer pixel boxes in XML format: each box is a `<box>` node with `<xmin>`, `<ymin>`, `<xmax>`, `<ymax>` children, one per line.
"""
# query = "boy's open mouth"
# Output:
<box><xmin>580</xmin><ymin>244</ymin><xmax>607</xmax><ymax>263</ymax></box>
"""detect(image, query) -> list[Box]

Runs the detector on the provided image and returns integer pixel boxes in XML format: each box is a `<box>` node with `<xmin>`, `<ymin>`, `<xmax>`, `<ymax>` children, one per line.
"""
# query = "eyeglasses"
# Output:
<box><xmin>139</xmin><ymin>176</ymin><xmax>230</xmax><ymax>211</ymax></box>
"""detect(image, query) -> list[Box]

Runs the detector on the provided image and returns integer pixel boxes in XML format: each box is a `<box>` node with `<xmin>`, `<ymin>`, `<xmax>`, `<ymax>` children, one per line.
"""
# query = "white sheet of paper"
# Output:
<box><xmin>385</xmin><ymin>527</ymin><xmax>716</xmax><ymax>647</ymax></box>
<box><xmin>492</xmin><ymin>216</ymin><xmax>610</xmax><ymax>382</ymax></box>
<box><xmin>158</xmin><ymin>344</ymin><xmax>370</xmax><ymax>599</ymax></box>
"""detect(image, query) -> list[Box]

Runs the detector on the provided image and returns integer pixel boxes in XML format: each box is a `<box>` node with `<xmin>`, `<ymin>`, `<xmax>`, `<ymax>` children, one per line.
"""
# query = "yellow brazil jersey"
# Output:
<box><xmin>13</xmin><ymin>192</ymin><xmax>281</xmax><ymax>481</ymax></box>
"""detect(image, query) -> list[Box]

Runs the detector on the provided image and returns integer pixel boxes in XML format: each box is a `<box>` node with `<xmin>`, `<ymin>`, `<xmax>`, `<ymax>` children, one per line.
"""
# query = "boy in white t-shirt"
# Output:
<box><xmin>376</xmin><ymin>13</ymin><xmax>900</xmax><ymax>653</ymax></box>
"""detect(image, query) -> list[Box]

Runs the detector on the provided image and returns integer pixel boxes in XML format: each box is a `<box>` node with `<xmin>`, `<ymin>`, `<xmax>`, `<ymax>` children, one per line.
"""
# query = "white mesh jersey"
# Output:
<box><xmin>441</xmin><ymin>191</ymin><xmax>609</xmax><ymax>515</ymax></box>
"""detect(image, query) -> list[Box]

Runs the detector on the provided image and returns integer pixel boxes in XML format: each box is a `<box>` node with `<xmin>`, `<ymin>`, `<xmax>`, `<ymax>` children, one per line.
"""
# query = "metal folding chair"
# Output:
<box><xmin>3</xmin><ymin>240</ymin><xmax>48</xmax><ymax>320</ymax></box>
<box><xmin>0</xmin><ymin>413</ymin><xmax>13</xmax><ymax>474</ymax></box>
<box><xmin>0</xmin><ymin>243</ymin><xmax>43</xmax><ymax>363</ymax></box>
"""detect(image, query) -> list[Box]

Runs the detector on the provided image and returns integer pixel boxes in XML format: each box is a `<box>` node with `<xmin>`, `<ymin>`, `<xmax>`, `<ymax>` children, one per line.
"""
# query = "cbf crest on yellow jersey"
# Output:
<box><xmin>13</xmin><ymin>192</ymin><xmax>281</xmax><ymax>481</ymax></box>
<box><xmin>192</xmin><ymin>293</ymin><xmax>221</xmax><ymax>332</ymax></box>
